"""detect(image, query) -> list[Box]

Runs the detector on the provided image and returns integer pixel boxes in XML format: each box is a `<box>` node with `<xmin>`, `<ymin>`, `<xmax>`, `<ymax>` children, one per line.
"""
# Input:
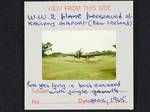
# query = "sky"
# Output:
<box><xmin>42</xmin><ymin>30</ymin><xmax>116</xmax><ymax>53</ymax></box>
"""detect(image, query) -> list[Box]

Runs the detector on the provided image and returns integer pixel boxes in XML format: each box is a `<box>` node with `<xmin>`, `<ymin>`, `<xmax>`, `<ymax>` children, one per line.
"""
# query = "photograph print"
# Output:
<box><xmin>42</xmin><ymin>30</ymin><xmax>116</xmax><ymax>80</ymax></box>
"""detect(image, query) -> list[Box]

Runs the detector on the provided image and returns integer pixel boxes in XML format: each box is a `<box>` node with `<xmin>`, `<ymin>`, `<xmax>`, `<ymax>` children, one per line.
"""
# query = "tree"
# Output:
<box><xmin>113</xmin><ymin>44</ymin><xmax>116</xmax><ymax>48</ymax></box>
<box><xmin>42</xmin><ymin>42</ymin><xmax>52</xmax><ymax>56</ymax></box>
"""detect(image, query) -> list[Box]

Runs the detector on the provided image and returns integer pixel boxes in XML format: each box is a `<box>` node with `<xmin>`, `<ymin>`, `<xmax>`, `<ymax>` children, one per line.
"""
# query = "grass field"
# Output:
<box><xmin>42</xmin><ymin>55</ymin><xmax>116</xmax><ymax>80</ymax></box>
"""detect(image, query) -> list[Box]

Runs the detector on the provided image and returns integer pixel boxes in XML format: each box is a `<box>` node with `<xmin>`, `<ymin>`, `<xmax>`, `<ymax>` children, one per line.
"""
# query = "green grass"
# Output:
<box><xmin>42</xmin><ymin>55</ymin><xmax>116</xmax><ymax>80</ymax></box>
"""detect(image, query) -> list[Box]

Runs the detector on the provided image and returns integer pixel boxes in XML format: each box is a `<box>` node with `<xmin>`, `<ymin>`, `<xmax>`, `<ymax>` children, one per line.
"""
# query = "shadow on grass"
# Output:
<box><xmin>64</xmin><ymin>60</ymin><xmax>99</xmax><ymax>64</ymax></box>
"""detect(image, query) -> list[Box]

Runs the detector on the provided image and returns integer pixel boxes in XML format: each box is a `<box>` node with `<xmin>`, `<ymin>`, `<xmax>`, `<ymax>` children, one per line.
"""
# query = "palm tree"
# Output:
<box><xmin>113</xmin><ymin>44</ymin><xmax>116</xmax><ymax>48</ymax></box>
<box><xmin>42</xmin><ymin>42</ymin><xmax>53</xmax><ymax>56</ymax></box>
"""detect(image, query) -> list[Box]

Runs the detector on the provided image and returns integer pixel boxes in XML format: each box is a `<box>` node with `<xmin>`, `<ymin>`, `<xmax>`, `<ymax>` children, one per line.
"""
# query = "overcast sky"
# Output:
<box><xmin>42</xmin><ymin>30</ymin><xmax>116</xmax><ymax>53</ymax></box>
